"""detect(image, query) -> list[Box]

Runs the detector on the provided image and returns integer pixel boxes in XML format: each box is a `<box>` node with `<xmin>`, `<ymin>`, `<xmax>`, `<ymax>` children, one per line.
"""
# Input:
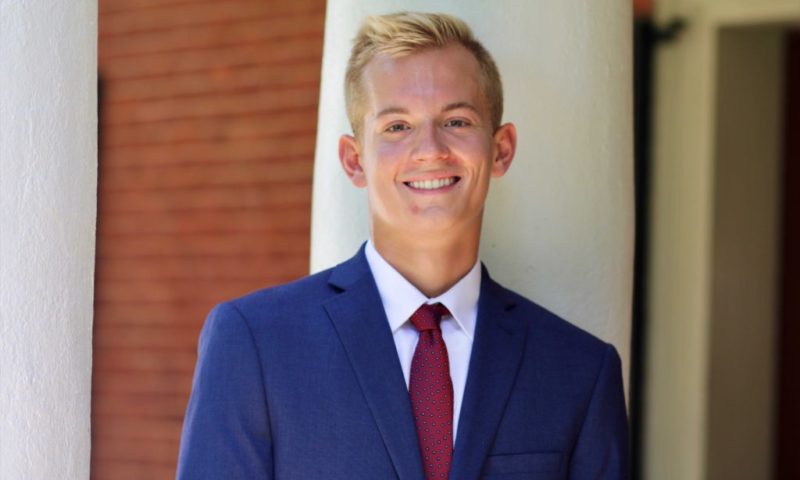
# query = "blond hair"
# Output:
<box><xmin>345</xmin><ymin>11</ymin><xmax>504</xmax><ymax>138</ymax></box>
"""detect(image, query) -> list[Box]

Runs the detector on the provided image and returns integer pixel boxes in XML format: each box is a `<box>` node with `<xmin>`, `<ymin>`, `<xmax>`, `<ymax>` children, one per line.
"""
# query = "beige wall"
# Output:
<box><xmin>646</xmin><ymin>1</ymin><xmax>800</xmax><ymax>478</ymax></box>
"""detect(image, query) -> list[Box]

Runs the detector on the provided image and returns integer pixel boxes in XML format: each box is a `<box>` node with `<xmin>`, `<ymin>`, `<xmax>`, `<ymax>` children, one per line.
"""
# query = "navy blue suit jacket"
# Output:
<box><xmin>177</xmin><ymin>247</ymin><xmax>629</xmax><ymax>479</ymax></box>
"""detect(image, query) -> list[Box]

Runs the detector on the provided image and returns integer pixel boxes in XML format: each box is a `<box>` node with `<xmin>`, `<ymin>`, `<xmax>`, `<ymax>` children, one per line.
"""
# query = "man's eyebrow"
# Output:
<box><xmin>375</xmin><ymin>103</ymin><xmax>481</xmax><ymax>118</ymax></box>
<box><xmin>375</xmin><ymin>107</ymin><xmax>409</xmax><ymax>118</ymax></box>
<box><xmin>442</xmin><ymin>102</ymin><xmax>481</xmax><ymax>114</ymax></box>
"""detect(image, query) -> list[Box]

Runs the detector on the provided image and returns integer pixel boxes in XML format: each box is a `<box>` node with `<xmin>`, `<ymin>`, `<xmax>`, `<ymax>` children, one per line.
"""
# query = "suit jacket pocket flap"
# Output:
<box><xmin>482</xmin><ymin>452</ymin><xmax>562</xmax><ymax>475</ymax></box>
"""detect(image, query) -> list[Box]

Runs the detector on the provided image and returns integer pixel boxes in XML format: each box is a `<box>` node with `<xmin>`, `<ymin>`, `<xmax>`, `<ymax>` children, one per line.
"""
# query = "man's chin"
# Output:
<box><xmin>403</xmin><ymin>215</ymin><xmax>469</xmax><ymax>238</ymax></box>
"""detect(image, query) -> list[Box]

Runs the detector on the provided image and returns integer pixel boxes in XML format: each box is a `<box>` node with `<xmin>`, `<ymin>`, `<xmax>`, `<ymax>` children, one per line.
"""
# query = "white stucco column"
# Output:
<box><xmin>311</xmin><ymin>1</ymin><xmax>633</xmax><ymax>377</ymax></box>
<box><xmin>0</xmin><ymin>2</ymin><xmax>98</xmax><ymax>478</ymax></box>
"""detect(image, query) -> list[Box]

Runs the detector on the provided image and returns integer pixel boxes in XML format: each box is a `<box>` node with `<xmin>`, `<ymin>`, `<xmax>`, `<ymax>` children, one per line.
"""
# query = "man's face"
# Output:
<box><xmin>339</xmin><ymin>43</ymin><xmax>516</xmax><ymax>242</ymax></box>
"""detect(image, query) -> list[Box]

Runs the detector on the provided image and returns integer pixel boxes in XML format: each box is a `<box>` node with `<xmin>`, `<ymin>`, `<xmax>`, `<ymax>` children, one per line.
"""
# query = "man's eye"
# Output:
<box><xmin>386</xmin><ymin>124</ymin><xmax>409</xmax><ymax>133</ymax></box>
<box><xmin>445</xmin><ymin>119</ymin><xmax>469</xmax><ymax>127</ymax></box>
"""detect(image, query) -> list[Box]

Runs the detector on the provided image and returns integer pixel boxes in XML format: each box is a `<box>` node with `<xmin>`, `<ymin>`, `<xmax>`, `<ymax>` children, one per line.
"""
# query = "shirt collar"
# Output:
<box><xmin>365</xmin><ymin>240</ymin><xmax>480</xmax><ymax>340</ymax></box>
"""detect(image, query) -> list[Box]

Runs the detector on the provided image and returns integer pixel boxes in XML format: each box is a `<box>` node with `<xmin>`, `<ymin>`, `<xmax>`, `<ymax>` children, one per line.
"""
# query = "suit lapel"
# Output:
<box><xmin>323</xmin><ymin>249</ymin><xmax>424</xmax><ymax>480</ymax></box>
<box><xmin>450</xmin><ymin>271</ymin><xmax>528</xmax><ymax>480</ymax></box>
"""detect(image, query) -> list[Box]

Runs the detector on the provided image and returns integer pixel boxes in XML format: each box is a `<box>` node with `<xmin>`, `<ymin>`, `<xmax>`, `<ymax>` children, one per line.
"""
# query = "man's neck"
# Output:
<box><xmin>371</xmin><ymin>230</ymin><xmax>480</xmax><ymax>298</ymax></box>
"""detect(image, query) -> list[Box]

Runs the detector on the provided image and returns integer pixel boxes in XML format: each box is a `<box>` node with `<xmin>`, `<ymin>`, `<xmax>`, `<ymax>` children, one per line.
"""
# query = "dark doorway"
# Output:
<box><xmin>777</xmin><ymin>28</ymin><xmax>800</xmax><ymax>480</ymax></box>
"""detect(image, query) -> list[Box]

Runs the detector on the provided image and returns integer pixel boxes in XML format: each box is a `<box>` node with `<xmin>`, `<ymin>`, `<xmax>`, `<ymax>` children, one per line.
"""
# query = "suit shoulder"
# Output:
<box><xmin>495</xmin><ymin>282</ymin><xmax>614</xmax><ymax>361</ymax></box>
<box><xmin>217</xmin><ymin>266</ymin><xmax>337</xmax><ymax>324</ymax></box>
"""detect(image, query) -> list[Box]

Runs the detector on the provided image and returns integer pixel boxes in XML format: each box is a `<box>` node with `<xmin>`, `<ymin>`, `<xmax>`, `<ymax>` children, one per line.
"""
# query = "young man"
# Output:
<box><xmin>178</xmin><ymin>12</ymin><xmax>628</xmax><ymax>479</ymax></box>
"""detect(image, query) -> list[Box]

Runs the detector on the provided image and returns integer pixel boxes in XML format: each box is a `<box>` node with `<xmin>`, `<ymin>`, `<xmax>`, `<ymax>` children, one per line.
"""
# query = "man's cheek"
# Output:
<box><xmin>375</xmin><ymin>142</ymin><xmax>405</xmax><ymax>161</ymax></box>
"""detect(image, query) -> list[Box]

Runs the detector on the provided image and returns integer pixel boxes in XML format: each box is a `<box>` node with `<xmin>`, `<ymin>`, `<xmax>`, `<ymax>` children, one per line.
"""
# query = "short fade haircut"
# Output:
<box><xmin>344</xmin><ymin>11</ymin><xmax>504</xmax><ymax>138</ymax></box>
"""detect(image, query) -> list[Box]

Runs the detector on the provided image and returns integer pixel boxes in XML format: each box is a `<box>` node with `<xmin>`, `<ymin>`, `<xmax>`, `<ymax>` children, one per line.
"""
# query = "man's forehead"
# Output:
<box><xmin>360</xmin><ymin>45</ymin><xmax>486</xmax><ymax>114</ymax></box>
<box><xmin>364</xmin><ymin>44</ymin><xmax>480</xmax><ymax>77</ymax></box>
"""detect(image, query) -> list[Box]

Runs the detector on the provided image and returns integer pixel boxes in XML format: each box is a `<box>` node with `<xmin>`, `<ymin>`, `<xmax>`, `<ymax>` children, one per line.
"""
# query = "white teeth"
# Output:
<box><xmin>408</xmin><ymin>177</ymin><xmax>456</xmax><ymax>190</ymax></box>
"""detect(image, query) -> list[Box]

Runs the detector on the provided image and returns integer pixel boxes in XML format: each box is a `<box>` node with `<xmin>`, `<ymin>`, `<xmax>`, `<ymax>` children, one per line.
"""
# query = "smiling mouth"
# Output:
<box><xmin>404</xmin><ymin>177</ymin><xmax>460</xmax><ymax>190</ymax></box>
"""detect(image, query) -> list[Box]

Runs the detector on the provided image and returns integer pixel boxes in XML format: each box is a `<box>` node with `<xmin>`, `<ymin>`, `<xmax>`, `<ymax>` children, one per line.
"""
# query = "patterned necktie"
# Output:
<box><xmin>409</xmin><ymin>303</ymin><xmax>453</xmax><ymax>480</ymax></box>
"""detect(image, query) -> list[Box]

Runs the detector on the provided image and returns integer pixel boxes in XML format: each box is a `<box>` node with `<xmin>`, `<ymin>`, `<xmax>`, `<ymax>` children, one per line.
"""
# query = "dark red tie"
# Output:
<box><xmin>409</xmin><ymin>303</ymin><xmax>453</xmax><ymax>480</ymax></box>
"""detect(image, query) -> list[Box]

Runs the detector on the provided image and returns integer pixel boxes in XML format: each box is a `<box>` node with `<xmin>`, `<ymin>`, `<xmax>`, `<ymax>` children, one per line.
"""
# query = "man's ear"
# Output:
<box><xmin>491</xmin><ymin>122</ymin><xmax>517</xmax><ymax>178</ymax></box>
<box><xmin>338</xmin><ymin>134</ymin><xmax>367</xmax><ymax>188</ymax></box>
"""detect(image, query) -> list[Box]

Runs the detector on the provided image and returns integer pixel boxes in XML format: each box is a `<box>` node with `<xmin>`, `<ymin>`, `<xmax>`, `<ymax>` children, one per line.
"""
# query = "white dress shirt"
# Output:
<box><xmin>364</xmin><ymin>240</ymin><xmax>480</xmax><ymax>443</ymax></box>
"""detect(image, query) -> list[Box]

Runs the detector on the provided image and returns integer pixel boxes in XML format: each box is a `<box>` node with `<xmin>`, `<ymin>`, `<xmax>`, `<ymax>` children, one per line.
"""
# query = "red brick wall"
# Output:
<box><xmin>93</xmin><ymin>1</ymin><xmax>325</xmax><ymax>478</ymax></box>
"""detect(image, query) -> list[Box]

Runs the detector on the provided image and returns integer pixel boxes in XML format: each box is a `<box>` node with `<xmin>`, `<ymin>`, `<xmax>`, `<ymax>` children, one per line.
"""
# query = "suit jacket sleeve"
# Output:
<box><xmin>177</xmin><ymin>302</ymin><xmax>273</xmax><ymax>479</ymax></box>
<box><xmin>569</xmin><ymin>344</ymin><xmax>629</xmax><ymax>479</ymax></box>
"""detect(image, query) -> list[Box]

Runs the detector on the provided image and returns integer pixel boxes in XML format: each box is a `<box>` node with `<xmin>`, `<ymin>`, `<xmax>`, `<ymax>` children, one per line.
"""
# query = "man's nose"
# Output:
<box><xmin>411</xmin><ymin>123</ymin><xmax>449</xmax><ymax>161</ymax></box>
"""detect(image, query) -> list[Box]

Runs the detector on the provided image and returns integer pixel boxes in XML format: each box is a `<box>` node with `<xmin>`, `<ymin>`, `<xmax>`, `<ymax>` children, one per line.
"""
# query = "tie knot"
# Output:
<box><xmin>410</xmin><ymin>303</ymin><xmax>450</xmax><ymax>332</ymax></box>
